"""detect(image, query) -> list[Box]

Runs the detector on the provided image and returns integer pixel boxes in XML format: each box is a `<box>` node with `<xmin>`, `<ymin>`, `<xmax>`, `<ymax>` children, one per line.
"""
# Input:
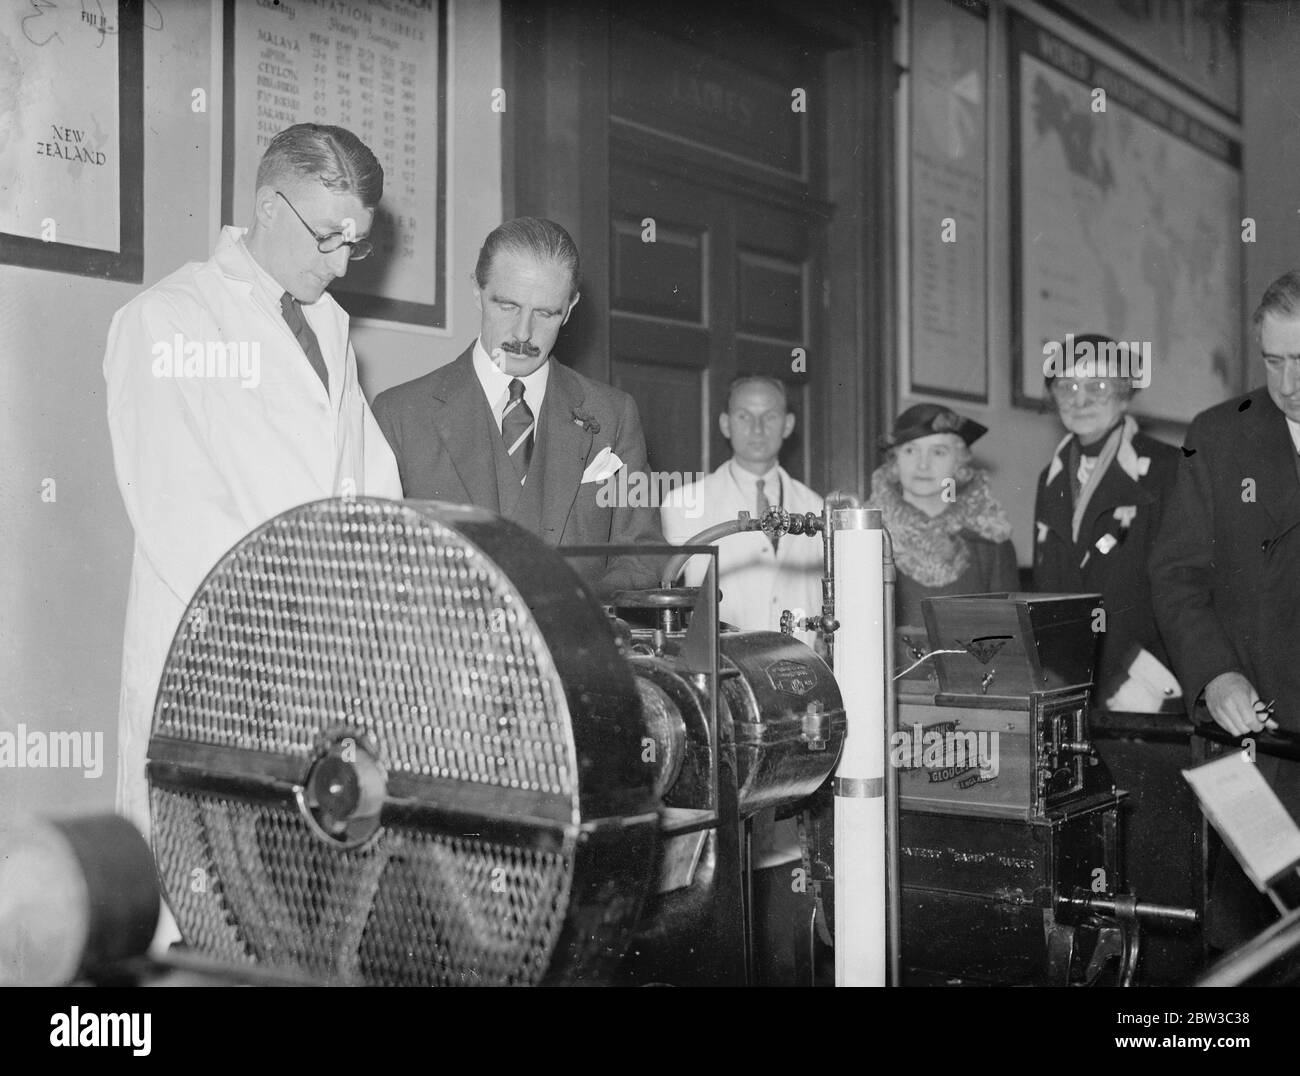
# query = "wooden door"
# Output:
<box><xmin>609</xmin><ymin>169</ymin><xmax>821</xmax><ymax>484</ymax></box>
<box><xmin>605</xmin><ymin>12</ymin><xmax>828</xmax><ymax>489</ymax></box>
<box><xmin>503</xmin><ymin>0</ymin><xmax>894</xmax><ymax>498</ymax></box>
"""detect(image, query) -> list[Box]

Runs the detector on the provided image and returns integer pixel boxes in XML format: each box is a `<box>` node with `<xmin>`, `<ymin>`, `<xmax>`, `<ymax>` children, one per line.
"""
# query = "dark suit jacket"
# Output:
<box><xmin>1034</xmin><ymin>426</ymin><xmax>1180</xmax><ymax>695</ymax></box>
<box><xmin>1150</xmin><ymin>388</ymin><xmax>1300</xmax><ymax>943</ymax></box>
<box><xmin>372</xmin><ymin>347</ymin><xmax>665</xmax><ymax>594</ymax></box>
<box><xmin>1150</xmin><ymin>388</ymin><xmax>1300</xmax><ymax>735</ymax></box>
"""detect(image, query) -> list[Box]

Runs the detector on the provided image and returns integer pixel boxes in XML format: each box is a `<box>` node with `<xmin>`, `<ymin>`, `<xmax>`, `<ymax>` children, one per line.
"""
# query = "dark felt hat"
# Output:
<box><xmin>1042</xmin><ymin>333</ymin><xmax>1143</xmax><ymax>393</ymax></box>
<box><xmin>880</xmin><ymin>403</ymin><xmax>987</xmax><ymax>451</ymax></box>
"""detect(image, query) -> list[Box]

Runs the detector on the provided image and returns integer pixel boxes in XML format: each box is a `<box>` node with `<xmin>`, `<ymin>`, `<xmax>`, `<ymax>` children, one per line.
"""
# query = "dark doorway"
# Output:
<box><xmin>504</xmin><ymin>0</ymin><xmax>895</xmax><ymax>500</ymax></box>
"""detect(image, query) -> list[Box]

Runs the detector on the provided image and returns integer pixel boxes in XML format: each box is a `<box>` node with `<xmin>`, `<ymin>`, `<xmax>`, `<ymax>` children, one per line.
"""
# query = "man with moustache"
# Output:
<box><xmin>1150</xmin><ymin>270</ymin><xmax>1300</xmax><ymax>948</ymax></box>
<box><xmin>373</xmin><ymin>217</ymin><xmax>663</xmax><ymax>592</ymax></box>
<box><xmin>104</xmin><ymin>124</ymin><xmax>401</xmax><ymax>839</ymax></box>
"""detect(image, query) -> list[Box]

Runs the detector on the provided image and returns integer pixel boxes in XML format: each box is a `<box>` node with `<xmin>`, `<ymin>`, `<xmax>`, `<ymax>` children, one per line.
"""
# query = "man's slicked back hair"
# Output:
<box><xmin>256</xmin><ymin>124</ymin><xmax>384</xmax><ymax>209</ymax></box>
<box><xmin>1252</xmin><ymin>270</ymin><xmax>1300</xmax><ymax>338</ymax></box>
<box><xmin>474</xmin><ymin>217</ymin><xmax>581</xmax><ymax>298</ymax></box>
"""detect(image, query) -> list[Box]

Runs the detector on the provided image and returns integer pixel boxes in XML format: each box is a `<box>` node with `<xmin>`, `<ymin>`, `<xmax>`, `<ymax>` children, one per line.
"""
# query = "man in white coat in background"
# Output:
<box><xmin>661</xmin><ymin>375</ymin><xmax>824</xmax><ymax>975</ymax></box>
<box><xmin>660</xmin><ymin>375</ymin><xmax>824</xmax><ymax>646</ymax></box>
<box><xmin>103</xmin><ymin>124</ymin><xmax>401</xmax><ymax>844</ymax></box>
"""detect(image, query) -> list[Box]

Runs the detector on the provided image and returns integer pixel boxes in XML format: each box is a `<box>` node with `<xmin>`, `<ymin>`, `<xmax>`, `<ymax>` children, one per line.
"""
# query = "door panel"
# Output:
<box><xmin>610</xmin><ymin>165</ymin><xmax>819</xmax><ymax>487</ymax></box>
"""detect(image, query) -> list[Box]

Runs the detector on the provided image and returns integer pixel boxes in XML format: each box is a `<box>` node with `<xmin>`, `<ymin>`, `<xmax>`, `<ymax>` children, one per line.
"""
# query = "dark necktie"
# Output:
<box><xmin>502</xmin><ymin>378</ymin><xmax>534</xmax><ymax>481</ymax></box>
<box><xmin>280</xmin><ymin>292</ymin><xmax>329</xmax><ymax>394</ymax></box>
<box><xmin>757</xmin><ymin>477</ymin><xmax>778</xmax><ymax>552</ymax></box>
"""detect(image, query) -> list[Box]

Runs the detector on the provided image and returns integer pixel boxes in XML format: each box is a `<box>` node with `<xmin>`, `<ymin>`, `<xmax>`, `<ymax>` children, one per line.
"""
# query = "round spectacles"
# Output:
<box><xmin>276</xmin><ymin>190</ymin><xmax>375</xmax><ymax>261</ymax></box>
<box><xmin>1050</xmin><ymin>379</ymin><xmax>1122</xmax><ymax>402</ymax></box>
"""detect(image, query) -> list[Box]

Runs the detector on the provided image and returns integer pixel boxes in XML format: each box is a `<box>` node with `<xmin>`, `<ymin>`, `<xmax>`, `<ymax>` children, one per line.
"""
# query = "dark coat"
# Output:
<box><xmin>1150</xmin><ymin>387</ymin><xmax>1300</xmax><ymax>735</ymax></box>
<box><xmin>895</xmin><ymin>532</ymin><xmax>1019</xmax><ymax>629</ymax></box>
<box><xmin>1150</xmin><ymin>387</ymin><xmax>1300</xmax><ymax>945</ymax></box>
<box><xmin>373</xmin><ymin>347</ymin><xmax>665</xmax><ymax>593</ymax></box>
<box><xmin>1033</xmin><ymin>424</ymin><xmax>1180</xmax><ymax>695</ymax></box>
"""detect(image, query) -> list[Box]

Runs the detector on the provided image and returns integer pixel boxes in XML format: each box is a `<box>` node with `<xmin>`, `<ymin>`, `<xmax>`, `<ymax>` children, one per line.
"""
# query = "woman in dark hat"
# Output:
<box><xmin>1033</xmin><ymin>333</ymin><xmax>1180</xmax><ymax>707</ymax></box>
<box><xmin>871</xmin><ymin>403</ymin><xmax>1018</xmax><ymax>660</ymax></box>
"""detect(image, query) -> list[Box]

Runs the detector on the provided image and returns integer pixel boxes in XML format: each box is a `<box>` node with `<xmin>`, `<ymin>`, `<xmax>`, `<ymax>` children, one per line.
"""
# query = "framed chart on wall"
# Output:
<box><xmin>1044</xmin><ymin>0</ymin><xmax>1241</xmax><ymax>118</ymax></box>
<box><xmin>222</xmin><ymin>0</ymin><xmax>448</xmax><ymax>329</ymax></box>
<box><xmin>0</xmin><ymin>0</ymin><xmax>144</xmax><ymax>282</ymax></box>
<box><xmin>907</xmin><ymin>0</ymin><xmax>988</xmax><ymax>403</ymax></box>
<box><xmin>1009</xmin><ymin>12</ymin><xmax>1242</xmax><ymax>423</ymax></box>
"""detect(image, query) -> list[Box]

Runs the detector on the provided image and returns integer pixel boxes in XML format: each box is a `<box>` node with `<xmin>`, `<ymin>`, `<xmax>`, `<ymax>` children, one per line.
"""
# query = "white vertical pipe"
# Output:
<box><xmin>833</xmin><ymin>508</ymin><xmax>887</xmax><ymax>987</ymax></box>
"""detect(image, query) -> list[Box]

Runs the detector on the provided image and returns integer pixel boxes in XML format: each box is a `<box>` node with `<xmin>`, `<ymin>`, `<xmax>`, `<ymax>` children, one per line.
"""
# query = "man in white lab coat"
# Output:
<box><xmin>662</xmin><ymin>375</ymin><xmax>824</xmax><ymax>920</ymax></box>
<box><xmin>104</xmin><ymin>124</ymin><xmax>401</xmax><ymax>840</ymax></box>
<box><xmin>661</xmin><ymin>376</ymin><xmax>824</xmax><ymax>646</ymax></box>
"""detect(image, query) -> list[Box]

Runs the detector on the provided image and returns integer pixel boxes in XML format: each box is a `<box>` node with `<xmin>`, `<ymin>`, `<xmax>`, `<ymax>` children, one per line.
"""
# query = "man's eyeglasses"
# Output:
<box><xmin>276</xmin><ymin>191</ymin><xmax>374</xmax><ymax>261</ymax></box>
<box><xmin>1050</xmin><ymin>379</ymin><xmax>1123</xmax><ymax>403</ymax></box>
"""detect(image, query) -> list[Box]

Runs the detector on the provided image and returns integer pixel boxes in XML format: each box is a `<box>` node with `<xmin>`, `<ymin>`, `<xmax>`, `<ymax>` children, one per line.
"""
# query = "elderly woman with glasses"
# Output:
<box><xmin>1034</xmin><ymin>334</ymin><xmax>1181</xmax><ymax>706</ymax></box>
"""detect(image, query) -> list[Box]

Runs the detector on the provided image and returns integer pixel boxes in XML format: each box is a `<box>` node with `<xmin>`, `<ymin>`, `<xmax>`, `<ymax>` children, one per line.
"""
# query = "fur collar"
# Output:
<box><xmin>869</xmin><ymin>465</ymin><xmax>1013</xmax><ymax>588</ymax></box>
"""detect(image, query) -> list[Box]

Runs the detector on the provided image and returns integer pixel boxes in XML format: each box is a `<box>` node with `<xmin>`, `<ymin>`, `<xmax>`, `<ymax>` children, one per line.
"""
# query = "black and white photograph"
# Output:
<box><xmin>3</xmin><ymin>0</ymin><xmax>1300</xmax><ymax>1040</ymax></box>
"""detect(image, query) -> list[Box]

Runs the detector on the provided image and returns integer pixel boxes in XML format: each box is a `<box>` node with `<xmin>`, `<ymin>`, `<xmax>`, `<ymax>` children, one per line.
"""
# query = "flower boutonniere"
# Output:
<box><xmin>1113</xmin><ymin>505</ymin><xmax>1138</xmax><ymax>533</ymax></box>
<box><xmin>572</xmin><ymin>408</ymin><xmax>600</xmax><ymax>435</ymax></box>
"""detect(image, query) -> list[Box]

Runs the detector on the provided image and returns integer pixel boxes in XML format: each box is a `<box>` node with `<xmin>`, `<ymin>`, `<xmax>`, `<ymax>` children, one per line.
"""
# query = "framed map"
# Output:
<box><xmin>222</xmin><ymin>0</ymin><xmax>448</xmax><ymax>329</ymax></box>
<box><xmin>1045</xmin><ymin>0</ymin><xmax>1240</xmax><ymax>117</ymax></box>
<box><xmin>0</xmin><ymin>0</ymin><xmax>144</xmax><ymax>282</ymax></box>
<box><xmin>907</xmin><ymin>0</ymin><xmax>988</xmax><ymax>403</ymax></box>
<box><xmin>1009</xmin><ymin>13</ymin><xmax>1242</xmax><ymax>422</ymax></box>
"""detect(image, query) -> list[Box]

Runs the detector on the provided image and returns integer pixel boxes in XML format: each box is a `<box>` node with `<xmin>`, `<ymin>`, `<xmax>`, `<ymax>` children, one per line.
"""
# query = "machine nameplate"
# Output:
<box><xmin>766</xmin><ymin>659</ymin><xmax>818</xmax><ymax>697</ymax></box>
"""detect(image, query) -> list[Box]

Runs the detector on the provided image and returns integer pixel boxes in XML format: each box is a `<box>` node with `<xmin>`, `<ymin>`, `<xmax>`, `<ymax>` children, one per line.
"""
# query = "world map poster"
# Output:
<box><xmin>1010</xmin><ymin>13</ymin><xmax>1241</xmax><ymax>422</ymax></box>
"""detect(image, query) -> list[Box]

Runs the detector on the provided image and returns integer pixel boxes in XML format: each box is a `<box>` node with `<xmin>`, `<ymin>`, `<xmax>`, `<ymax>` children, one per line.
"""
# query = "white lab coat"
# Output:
<box><xmin>104</xmin><ymin>226</ymin><xmax>401</xmax><ymax>837</ymax></box>
<box><xmin>661</xmin><ymin>461</ymin><xmax>824</xmax><ymax>645</ymax></box>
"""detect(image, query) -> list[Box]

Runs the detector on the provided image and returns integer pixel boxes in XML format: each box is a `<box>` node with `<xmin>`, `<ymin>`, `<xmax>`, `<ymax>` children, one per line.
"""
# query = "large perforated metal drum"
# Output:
<box><xmin>148</xmin><ymin>498</ymin><xmax>659</xmax><ymax>986</ymax></box>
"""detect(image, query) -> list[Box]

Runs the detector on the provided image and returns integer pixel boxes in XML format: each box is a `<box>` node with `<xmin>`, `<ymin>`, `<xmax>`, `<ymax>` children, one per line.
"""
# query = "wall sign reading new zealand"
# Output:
<box><xmin>0</xmin><ymin>0</ymin><xmax>143</xmax><ymax>282</ymax></box>
<box><xmin>1009</xmin><ymin>13</ymin><xmax>1242</xmax><ymax>422</ymax></box>
<box><xmin>222</xmin><ymin>0</ymin><xmax>447</xmax><ymax>329</ymax></box>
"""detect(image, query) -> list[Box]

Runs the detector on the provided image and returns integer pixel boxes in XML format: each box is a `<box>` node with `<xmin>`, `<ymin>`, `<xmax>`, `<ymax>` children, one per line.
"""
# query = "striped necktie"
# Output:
<box><xmin>502</xmin><ymin>378</ymin><xmax>534</xmax><ymax>480</ymax></box>
<box><xmin>280</xmin><ymin>292</ymin><xmax>329</xmax><ymax>394</ymax></box>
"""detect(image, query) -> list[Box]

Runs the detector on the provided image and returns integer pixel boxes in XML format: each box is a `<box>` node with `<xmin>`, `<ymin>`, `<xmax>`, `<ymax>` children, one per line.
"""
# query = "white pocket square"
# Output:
<box><xmin>581</xmin><ymin>447</ymin><xmax>624</xmax><ymax>484</ymax></box>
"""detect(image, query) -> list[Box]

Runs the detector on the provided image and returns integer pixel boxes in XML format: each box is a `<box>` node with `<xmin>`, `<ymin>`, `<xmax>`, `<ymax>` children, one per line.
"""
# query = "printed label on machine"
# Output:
<box><xmin>891</xmin><ymin>721</ymin><xmax>1001</xmax><ymax>782</ymax></box>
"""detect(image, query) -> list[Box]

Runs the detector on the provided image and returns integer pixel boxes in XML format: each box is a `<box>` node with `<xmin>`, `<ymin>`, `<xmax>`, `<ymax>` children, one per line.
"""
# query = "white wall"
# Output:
<box><xmin>1242</xmin><ymin>4</ymin><xmax>1300</xmax><ymax>332</ymax></box>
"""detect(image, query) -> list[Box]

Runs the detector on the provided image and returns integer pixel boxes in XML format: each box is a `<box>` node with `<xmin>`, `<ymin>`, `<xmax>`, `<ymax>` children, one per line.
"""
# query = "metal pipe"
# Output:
<box><xmin>823</xmin><ymin>490</ymin><xmax>864</xmax><ymax>509</ymax></box>
<box><xmin>1061</xmin><ymin>894</ymin><xmax>1200</xmax><ymax>927</ymax></box>
<box><xmin>832</xmin><ymin>507</ymin><xmax>887</xmax><ymax>987</ymax></box>
<box><xmin>880</xmin><ymin>526</ymin><xmax>900</xmax><ymax>986</ymax></box>
<box><xmin>820</xmin><ymin>502</ymin><xmax>837</xmax><ymax>668</ymax></box>
<box><xmin>660</xmin><ymin>518</ymin><xmax>757</xmax><ymax>588</ymax></box>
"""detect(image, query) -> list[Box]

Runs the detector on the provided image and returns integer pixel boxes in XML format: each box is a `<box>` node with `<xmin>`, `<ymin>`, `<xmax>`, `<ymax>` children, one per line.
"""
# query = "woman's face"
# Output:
<box><xmin>895</xmin><ymin>433</ymin><xmax>964</xmax><ymax>503</ymax></box>
<box><xmin>1051</xmin><ymin>378</ymin><xmax>1129</xmax><ymax>445</ymax></box>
